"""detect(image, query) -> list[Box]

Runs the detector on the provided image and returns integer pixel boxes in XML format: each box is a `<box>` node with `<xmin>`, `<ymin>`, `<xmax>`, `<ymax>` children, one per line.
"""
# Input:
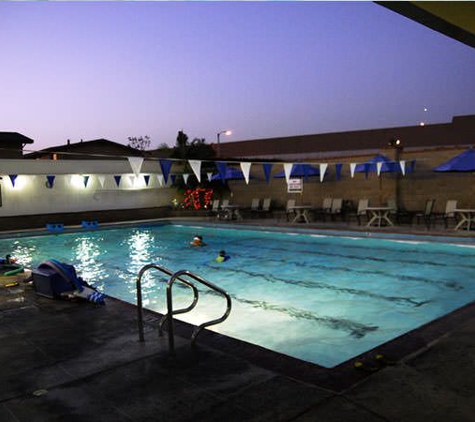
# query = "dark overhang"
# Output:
<box><xmin>376</xmin><ymin>2</ymin><xmax>475</xmax><ymax>49</ymax></box>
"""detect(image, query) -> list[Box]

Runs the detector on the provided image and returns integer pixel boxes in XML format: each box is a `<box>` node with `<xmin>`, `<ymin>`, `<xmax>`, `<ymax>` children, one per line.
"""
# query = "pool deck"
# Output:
<box><xmin>2</xmin><ymin>218</ymin><xmax>475</xmax><ymax>421</ymax></box>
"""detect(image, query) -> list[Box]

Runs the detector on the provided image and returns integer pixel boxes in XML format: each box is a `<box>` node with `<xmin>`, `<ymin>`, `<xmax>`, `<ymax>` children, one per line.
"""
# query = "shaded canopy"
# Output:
<box><xmin>211</xmin><ymin>167</ymin><xmax>246</xmax><ymax>181</ymax></box>
<box><xmin>354</xmin><ymin>154</ymin><xmax>414</xmax><ymax>174</ymax></box>
<box><xmin>274</xmin><ymin>163</ymin><xmax>320</xmax><ymax>179</ymax></box>
<box><xmin>433</xmin><ymin>149</ymin><xmax>475</xmax><ymax>172</ymax></box>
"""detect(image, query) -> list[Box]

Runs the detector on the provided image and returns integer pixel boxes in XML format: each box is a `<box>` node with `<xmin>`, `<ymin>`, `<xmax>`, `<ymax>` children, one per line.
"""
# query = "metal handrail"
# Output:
<box><xmin>136</xmin><ymin>264</ymin><xmax>199</xmax><ymax>343</ymax></box>
<box><xmin>166</xmin><ymin>269</ymin><xmax>232</xmax><ymax>353</ymax></box>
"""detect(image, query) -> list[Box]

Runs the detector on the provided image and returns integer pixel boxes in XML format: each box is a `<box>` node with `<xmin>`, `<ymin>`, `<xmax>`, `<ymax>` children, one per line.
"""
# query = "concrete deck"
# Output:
<box><xmin>1</xmin><ymin>219</ymin><xmax>475</xmax><ymax>421</ymax></box>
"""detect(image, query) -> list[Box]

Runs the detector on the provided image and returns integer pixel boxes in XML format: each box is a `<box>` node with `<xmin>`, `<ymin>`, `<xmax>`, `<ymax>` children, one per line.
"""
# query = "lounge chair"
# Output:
<box><xmin>313</xmin><ymin>197</ymin><xmax>333</xmax><ymax>221</ymax></box>
<box><xmin>285</xmin><ymin>199</ymin><xmax>296</xmax><ymax>221</ymax></box>
<box><xmin>209</xmin><ymin>199</ymin><xmax>220</xmax><ymax>219</ymax></box>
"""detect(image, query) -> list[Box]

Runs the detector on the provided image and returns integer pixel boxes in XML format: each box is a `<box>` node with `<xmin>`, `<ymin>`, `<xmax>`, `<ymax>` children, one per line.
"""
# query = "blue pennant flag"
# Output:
<box><xmin>114</xmin><ymin>175</ymin><xmax>121</xmax><ymax>187</ymax></box>
<box><xmin>159</xmin><ymin>159</ymin><xmax>173</xmax><ymax>183</ymax></box>
<box><xmin>364</xmin><ymin>163</ymin><xmax>371</xmax><ymax>179</ymax></box>
<box><xmin>83</xmin><ymin>176</ymin><xmax>90</xmax><ymax>188</ymax></box>
<box><xmin>262</xmin><ymin>163</ymin><xmax>273</xmax><ymax>183</ymax></box>
<box><xmin>46</xmin><ymin>175</ymin><xmax>56</xmax><ymax>188</ymax></box>
<box><xmin>335</xmin><ymin>163</ymin><xmax>343</xmax><ymax>181</ymax></box>
<box><xmin>170</xmin><ymin>174</ymin><xmax>176</xmax><ymax>184</ymax></box>
<box><xmin>143</xmin><ymin>175</ymin><xmax>150</xmax><ymax>186</ymax></box>
<box><xmin>9</xmin><ymin>174</ymin><xmax>18</xmax><ymax>187</ymax></box>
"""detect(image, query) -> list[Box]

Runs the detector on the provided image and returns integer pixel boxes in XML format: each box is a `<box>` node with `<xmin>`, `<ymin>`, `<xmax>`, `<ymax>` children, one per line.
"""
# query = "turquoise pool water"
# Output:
<box><xmin>4</xmin><ymin>223</ymin><xmax>475</xmax><ymax>367</ymax></box>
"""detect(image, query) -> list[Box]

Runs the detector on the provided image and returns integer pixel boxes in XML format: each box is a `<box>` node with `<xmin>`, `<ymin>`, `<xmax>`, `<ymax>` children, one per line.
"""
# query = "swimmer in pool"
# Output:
<box><xmin>190</xmin><ymin>235</ymin><xmax>206</xmax><ymax>247</ymax></box>
<box><xmin>215</xmin><ymin>250</ymin><xmax>230</xmax><ymax>263</ymax></box>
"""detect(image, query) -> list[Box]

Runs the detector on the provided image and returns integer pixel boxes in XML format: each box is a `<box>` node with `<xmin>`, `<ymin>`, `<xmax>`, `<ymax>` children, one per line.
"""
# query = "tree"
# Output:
<box><xmin>127</xmin><ymin>136</ymin><xmax>151</xmax><ymax>151</ymax></box>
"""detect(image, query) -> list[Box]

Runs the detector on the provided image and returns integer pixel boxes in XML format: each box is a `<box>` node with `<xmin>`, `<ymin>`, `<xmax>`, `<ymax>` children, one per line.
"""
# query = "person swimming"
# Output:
<box><xmin>190</xmin><ymin>235</ymin><xmax>206</xmax><ymax>247</ymax></box>
<box><xmin>215</xmin><ymin>250</ymin><xmax>230</xmax><ymax>263</ymax></box>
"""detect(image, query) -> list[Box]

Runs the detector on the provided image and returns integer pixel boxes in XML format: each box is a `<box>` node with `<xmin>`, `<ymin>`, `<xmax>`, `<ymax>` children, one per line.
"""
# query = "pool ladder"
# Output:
<box><xmin>136</xmin><ymin>264</ymin><xmax>232</xmax><ymax>354</ymax></box>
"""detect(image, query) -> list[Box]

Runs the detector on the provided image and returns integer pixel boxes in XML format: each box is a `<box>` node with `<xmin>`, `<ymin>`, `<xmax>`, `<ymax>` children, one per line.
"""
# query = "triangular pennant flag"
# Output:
<box><xmin>240</xmin><ymin>162</ymin><xmax>252</xmax><ymax>185</ymax></box>
<box><xmin>157</xmin><ymin>174</ymin><xmax>164</xmax><ymax>187</ymax></box>
<box><xmin>207</xmin><ymin>172</ymin><xmax>213</xmax><ymax>182</ymax></box>
<box><xmin>364</xmin><ymin>163</ymin><xmax>371</xmax><ymax>179</ymax></box>
<box><xmin>319</xmin><ymin>163</ymin><xmax>328</xmax><ymax>183</ymax></box>
<box><xmin>189</xmin><ymin>160</ymin><xmax>202</xmax><ymax>183</ymax></box>
<box><xmin>262</xmin><ymin>163</ymin><xmax>273</xmax><ymax>183</ymax></box>
<box><xmin>350</xmin><ymin>163</ymin><xmax>357</xmax><ymax>178</ymax></box>
<box><xmin>335</xmin><ymin>163</ymin><xmax>343</xmax><ymax>180</ymax></box>
<box><xmin>83</xmin><ymin>175</ymin><xmax>90</xmax><ymax>188</ymax></box>
<box><xmin>127</xmin><ymin>157</ymin><xmax>144</xmax><ymax>177</ymax></box>
<box><xmin>399</xmin><ymin>160</ymin><xmax>406</xmax><ymax>176</ymax></box>
<box><xmin>98</xmin><ymin>175</ymin><xmax>106</xmax><ymax>188</ymax></box>
<box><xmin>409</xmin><ymin>160</ymin><xmax>416</xmax><ymax>172</ymax></box>
<box><xmin>128</xmin><ymin>175</ymin><xmax>135</xmax><ymax>186</ymax></box>
<box><xmin>46</xmin><ymin>175</ymin><xmax>55</xmax><ymax>188</ymax></box>
<box><xmin>183</xmin><ymin>173</ymin><xmax>190</xmax><ymax>184</ymax></box>
<box><xmin>144</xmin><ymin>175</ymin><xmax>150</xmax><ymax>186</ymax></box>
<box><xmin>216</xmin><ymin>161</ymin><xmax>228</xmax><ymax>184</ymax></box>
<box><xmin>159</xmin><ymin>159</ymin><xmax>173</xmax><ymax>183</ymax></box>
<box><xmin>376</xmin><ymin>161</ymin><xmax>383</xmax><ymax>176</ymax></box>
<box><xmin>284</xmin><ymin>163</ymin><xmax>293</xmax><ymax>184</ymax></box>
<box><xmin>9</xmin><ymin>174</ymin><xmax>18</xmax><ymax>187</ymax></box>
<box><xmin>170</xmin><ymin>174</ymin><xmax>177</xmax><ymax>184</ymax></box>
<box><xmin>114</xmin><ymin>175</ymin><xmax>122</xmax><ymax>187</ymax></box>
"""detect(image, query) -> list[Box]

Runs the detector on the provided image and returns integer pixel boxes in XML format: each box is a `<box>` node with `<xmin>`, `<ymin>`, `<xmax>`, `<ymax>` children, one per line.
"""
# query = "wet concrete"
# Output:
<box><xmin>2</xmin><ymin>276</ymin><xmax>475</xmax><ymax>422</ymax></box>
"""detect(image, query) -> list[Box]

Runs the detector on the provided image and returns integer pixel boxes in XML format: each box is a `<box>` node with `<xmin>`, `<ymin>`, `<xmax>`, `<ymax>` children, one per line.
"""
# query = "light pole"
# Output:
<box><xmin>216</xmin><ymin>130</ymin><xmax>232</xmax><ymax>158</ymax></box>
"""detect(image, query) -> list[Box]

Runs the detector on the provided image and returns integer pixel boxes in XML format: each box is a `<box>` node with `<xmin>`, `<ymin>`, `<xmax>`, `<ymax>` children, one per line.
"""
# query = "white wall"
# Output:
<box><xmin>0</xmin><ymin>159</ymin><xmax>175</xmax><ymax>216</ymax></box>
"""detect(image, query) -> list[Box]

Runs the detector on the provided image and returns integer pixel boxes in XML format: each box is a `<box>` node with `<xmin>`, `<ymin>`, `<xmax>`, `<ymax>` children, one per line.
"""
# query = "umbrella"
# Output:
<box><xmin>354</xmin><ymin>154</ymin><xmax>414</xmax><ymax>174</ymax></box>
<box><xmin>274</xmin><ymin>164</ymin><xmax>320</xmax><ymax>179</ymax></box>
<box><xmin>433</xmin><ymin>149</ymin><xmax>475</xmax><ymax>172</ymax></box>
<box><xmin>211</xmin><ymin>167</ymin><xmax>246</xmax><ymax>181</ymax></box>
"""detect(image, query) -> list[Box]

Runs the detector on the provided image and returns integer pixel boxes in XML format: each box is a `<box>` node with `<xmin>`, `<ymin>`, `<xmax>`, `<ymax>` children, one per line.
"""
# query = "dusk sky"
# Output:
<box><xmin>2</xmin><ymin>1</ymin><xmax>475</xmax><ymax>151</ymax></box>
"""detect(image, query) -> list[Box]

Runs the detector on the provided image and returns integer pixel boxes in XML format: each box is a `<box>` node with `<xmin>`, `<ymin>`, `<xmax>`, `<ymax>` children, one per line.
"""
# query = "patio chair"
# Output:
<box><xmin>254</xmin><ymin>198</ymin><xmax>273</xmax><ymax>218</ymax></box>
<box><xmin>285</xmin><ymin>199</ymin><xmax>296</xmax><ymax>221</ymax></box>
<box><xmin>249</xmin><ymin>198</ymin><xmax>260</xmax><ymax>218</ymax></box>
<box><xmin>329</xmin><ymin>198</ymin><xmax>343</xmax><ymax>221</ymax></box>
<box><xmin>313</xmin><ymin>197</ymin><xmax>333</xmax><ymax>221</ymax></box>
<box><xmin>209</xmin><ymin>199</ymin><xmax>220</xmax><ymax>219</ymax></box>
<box><xmin>414</xmin><ymin>199</ymin><xmax>436</xmax><ymax>230</ymax></box>
<box><xmin>356</xmin><ymin>199</ymin><xmax>369</xmax><ymax>225</ymax></box>
<box><xmin>443</xmin><ymin>200</ymin><xmax>458</xmax><ymax>228</ymax></box>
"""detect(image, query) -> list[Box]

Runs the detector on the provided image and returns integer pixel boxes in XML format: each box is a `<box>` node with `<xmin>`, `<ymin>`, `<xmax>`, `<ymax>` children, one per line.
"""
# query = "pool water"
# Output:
<box><xmin>4</xmin><ymin>223</ymin><xmax>475</xmax><ymax>368</ymax></box>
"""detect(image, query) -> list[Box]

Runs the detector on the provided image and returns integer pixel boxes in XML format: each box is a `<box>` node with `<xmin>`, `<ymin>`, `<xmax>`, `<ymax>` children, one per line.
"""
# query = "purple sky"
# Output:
<box><xmin>2</xmin><ymin>2</ymin><xmax>475</xmax><ymax>151</ymax></box>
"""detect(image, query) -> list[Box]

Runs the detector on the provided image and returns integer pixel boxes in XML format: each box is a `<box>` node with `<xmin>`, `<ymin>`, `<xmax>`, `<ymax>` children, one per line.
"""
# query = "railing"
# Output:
<box><xmin>136</xmin><ymin>264</ymin><xmax>232</xmax><ymax>354</ymax></box>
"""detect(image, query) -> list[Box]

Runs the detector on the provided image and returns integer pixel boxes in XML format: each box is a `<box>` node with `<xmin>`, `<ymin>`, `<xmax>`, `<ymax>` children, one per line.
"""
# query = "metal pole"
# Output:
<box><xmin>217</xmin><ymin>132</ymin><xmax>221</xmax><ymax>158</ymax></box>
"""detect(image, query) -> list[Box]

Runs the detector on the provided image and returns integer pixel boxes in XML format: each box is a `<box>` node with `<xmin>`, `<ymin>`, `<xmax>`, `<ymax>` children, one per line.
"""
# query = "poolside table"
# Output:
<box><xmin>453</xmin><ymin>209</ymin><xmax>475</xmax><ymax>231</ymax></box>
<box><xmin>365</xmin><ymin>207</ymin><xmax>394</xmax><ymax>227</ymax></box>
<box><xmin>289</xmin><ymin>205</ymin><xmax>313</xmax><ymax>224</ymax></box>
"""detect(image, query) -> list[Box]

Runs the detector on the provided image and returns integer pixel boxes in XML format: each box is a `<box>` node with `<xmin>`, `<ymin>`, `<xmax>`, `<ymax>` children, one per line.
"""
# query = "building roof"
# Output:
<box><xmin>25</xmin><ymin>138</ymin><xmax>145</xmax><ymax>159</ymax></box>
<box><xmin>216</xmin><ymin>115</ymin><xmax>475</xmax><ymax>161</ymax></box>
<box><xmin>0</xmin><ymin>132</ymin><xmax>35</xmax><ymax>144</ymax></box>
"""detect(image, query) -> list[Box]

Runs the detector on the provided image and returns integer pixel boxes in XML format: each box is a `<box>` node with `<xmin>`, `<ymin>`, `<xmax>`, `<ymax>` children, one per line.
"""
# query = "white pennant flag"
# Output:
<box><xmin>319</xmin><ymin>163</ymin><xmax>328</xmax><ymax>183</ymax></box>
<box><xmin>183</xmin><ymin>173</ymin><xmax>189</xmax><ymax>184</ymax></box>
<box><xmin>350</xmin><ymin>163</ymin><xmax>357</xmax><ymax>178</ymax></box>
<box><xmin>399</xmin><ymin>160</ymin><xmax>406</xmax><ymax>176</ymax></box>
<box><xmin>127</xmin><ymin>156</ymin><xmax>144</xmax><ymax>177</ymax></box>
<box><xmin>98</xmin><ymin>175</ymin><xmax>106</xmax><ymax>188</ymax></box>
<box><xmin>129</xmin><ymin>175</ymin><xmax>136</xmax><ymax>186</ymax></box>
<box><xmin>189</xmin><ymin>160</ymin><xmax>201</xmax><ymax>183</ymax></box>
<box><xmin>207</xmin><ymin>172</ymin><xmax>213</xmax><ymax>182</ymax></box>
<box><xmin>157</xmin><ymin>174</ymin><xmax>164</xmax><ymax>187</ymax></box>
<box><xmin>240</xmin><ymin>162</ymin><xmax>252</xmax><ymax>184</ymax></box>
<box><xmin>376</xmin><ymin>162</ymin><xmax>383</xmax><ymax>176</ymax></box>
<box><xmin>284</xmin><ymin>163</ymin><xmax>294</xmax><ymax>184</ymax></box>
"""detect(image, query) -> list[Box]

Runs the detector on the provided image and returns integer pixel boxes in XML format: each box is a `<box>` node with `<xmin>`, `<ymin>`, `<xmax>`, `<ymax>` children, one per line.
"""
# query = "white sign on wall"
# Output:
<box><xmin>287</xmin><ymin>178</ymin><xmax>303</xmax><ymax>193</ymax></box>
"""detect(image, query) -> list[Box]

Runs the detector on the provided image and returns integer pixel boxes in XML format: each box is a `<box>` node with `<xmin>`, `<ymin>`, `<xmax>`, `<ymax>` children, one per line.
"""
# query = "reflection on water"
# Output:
<box><xmin>73</xmin><ymin>235</ymin><xmax>107</xmax><ymax>283</ymax></box>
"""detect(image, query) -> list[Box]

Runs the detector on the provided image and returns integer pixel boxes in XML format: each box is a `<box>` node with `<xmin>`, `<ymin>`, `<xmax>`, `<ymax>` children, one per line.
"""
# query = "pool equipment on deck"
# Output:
<box><xmin>32</xmin><ymin>259</ymin><xmax>105</xmax><ymax>304</ymax></box>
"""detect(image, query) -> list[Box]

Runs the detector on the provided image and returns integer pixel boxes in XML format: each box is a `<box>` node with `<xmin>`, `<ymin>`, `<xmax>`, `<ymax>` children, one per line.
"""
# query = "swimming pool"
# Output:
<box><xmin>4</xmin><ymin>222</ymin><xmax>475</xmax><ymax>367</ymax></box>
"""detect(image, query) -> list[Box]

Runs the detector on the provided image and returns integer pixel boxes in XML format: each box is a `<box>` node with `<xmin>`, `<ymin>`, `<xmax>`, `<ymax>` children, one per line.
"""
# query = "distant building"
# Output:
<box><xmin>0</xmin><ymin>132</ymin><xmax>35</xmax><ymax>158</ymax></box>
<box><xmin>25</xmin><ymin>138</ymin><xmax>145</xmax><ymax>160</ymax></box>
<box><xmin>216</xmin><ymin>115</ymin><xmax>475</xmax><ymax>161</ymax></box>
